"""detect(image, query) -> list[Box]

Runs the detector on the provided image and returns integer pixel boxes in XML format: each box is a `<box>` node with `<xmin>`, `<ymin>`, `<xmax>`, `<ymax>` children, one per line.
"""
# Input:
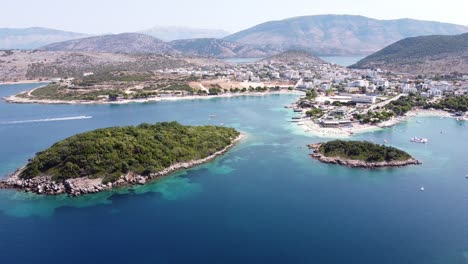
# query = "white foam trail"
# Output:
<box><xmin>0</xmin><ymin>115</ymin><xmax>93</xmax><ymax>125</ymax></box>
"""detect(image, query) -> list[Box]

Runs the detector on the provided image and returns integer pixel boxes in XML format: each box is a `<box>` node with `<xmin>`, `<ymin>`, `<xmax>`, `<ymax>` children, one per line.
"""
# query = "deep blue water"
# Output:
<box><xmin>0</xmin><ymin>83</ymin><xmax>467</xmax><ymax>264</ymax></box>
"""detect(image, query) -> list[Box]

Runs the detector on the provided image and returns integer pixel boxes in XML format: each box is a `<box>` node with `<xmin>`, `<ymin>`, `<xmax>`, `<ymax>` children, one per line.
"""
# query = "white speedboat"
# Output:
<box><xmin>410</xmin><ymin>137</ymin><xmax>428</xmax><ymax>144</ymax></box>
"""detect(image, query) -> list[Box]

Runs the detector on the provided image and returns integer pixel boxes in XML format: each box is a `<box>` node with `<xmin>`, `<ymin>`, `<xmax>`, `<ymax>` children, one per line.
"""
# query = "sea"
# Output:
<box><xmin>0</xmin><ymin>83</ymin><xmax>467</xmax><ymax>264</ymax></box>
<box><xmin>222</xmin><ymin>56</ymin><xmax>364</xmax><ymax>66</ymax></box>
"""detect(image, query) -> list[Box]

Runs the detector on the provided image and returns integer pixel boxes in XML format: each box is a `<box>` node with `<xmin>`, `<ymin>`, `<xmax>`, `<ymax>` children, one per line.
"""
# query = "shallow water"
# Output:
<box><xmin>0</xmin><ymin>83</ymin><xmax>467</xmax><ymax>263</ymax></box>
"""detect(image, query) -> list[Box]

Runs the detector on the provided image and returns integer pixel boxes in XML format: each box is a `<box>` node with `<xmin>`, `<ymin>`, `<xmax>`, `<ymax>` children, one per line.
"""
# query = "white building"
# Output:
<box><xmin>320</xmin><ymin>83</ymin><xmax>331</xmax><ymax>91</ymax></box>
<box><xmin>376</xmin><ymin>80</ymin><xmax>389</xmax><ymax>88</ymax></box>
<box><xmin>270</xmin><ymin>72</ymin><xmax>280</xmax><ymax>79</ymax></box>
<box><xmin>345</xmin><ymin>87</ymin><xmax>361</xmax><ymax>93</ymax></box>
<box><xmin>348</xmin><ymin>80</ymin><xmax>369</xmax><ymax>88</ymax></box>
<box><xmin>351</xmin><ymin>95</ymin><xmax>377</xmax><ymax>104</ymax></box>
<box><xmin>296</xmin><ymin>81</ymin><xmax>314</xmax><ymax>90</ymax></box>
<box><xmin>402</xmin><ymin>83</ymin><xmax>418</xmax><ymax>94</ymax></box>
<box><xmin>429</xmin><ymin>89</ymin><xmax>443</xmax><ymax>97</ymax></box>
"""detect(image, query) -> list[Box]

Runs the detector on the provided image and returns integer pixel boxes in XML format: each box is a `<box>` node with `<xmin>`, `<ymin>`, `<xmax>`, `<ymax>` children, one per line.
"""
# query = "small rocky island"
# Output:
<box><xmin>308</xmin><ymin>140</ymin><xmax>421</xmax><ymax>168</ymax></box>
<box><xmin>0</xmin><ymin>122</ymin><xmax>240</xmax><ymax>196</ymax></box>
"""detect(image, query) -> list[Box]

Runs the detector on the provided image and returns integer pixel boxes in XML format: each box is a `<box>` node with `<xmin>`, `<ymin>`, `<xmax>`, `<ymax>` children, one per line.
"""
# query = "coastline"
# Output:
<box><xmin>0</xmin><ymin>80</ymin><xmax>46</xmax><ymax>85</ymax></box>
<box><xmin>3</xmin><ymin>90</ymin><xmax>304</xmax><ymax>105</ymax></box>
<box><xmin>295</xmin><ymin>108</ymin><xmax>465</xmax><ymax>138</ymax></box>
<box><xmin>307</xmin><ymin>143</ymin><xmax>422</xmax><ymax>168</ymax></box>
<box><xmin>0</xmin><ymin>133</ymin><xmax>245</xmax><ymax>196</ymax></box>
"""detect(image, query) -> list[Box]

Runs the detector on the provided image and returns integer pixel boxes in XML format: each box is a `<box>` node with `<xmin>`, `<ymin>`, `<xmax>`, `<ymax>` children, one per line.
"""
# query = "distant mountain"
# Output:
<box><xmin>41</xmin><ymin>33</ymin><xmax>177</xmax><ymax>54</ymax></box>
<box><xmin>141</xmin><ymin>26</ymin><xmax>230</xmax><ymax>41</ymax></box>
<box><xmin>261</xmin><ymin>50</ymin><xmax>326</xmax><ymax>65</ymax></box>
<box><xmin>350</xmin><ymin>33</ymin><xmax>468</xmax><ymax>74</ymax></box>
<box><xmin>170</xmin><ymin>38</ymin><xmax>279</xmax><ymax>58</ymax></box>
<box><xmin>0</xmin><ymin>27</ymin><xmax>88</xmax><ymax>49</ymax></box>
<box><xmin>225</xmin><ymin>15</ymin><xmax>468</xmax><ymax>56</ymax></box>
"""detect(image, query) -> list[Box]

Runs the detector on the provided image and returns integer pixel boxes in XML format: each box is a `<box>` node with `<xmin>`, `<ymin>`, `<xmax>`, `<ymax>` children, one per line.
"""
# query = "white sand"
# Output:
<box><xmin>296</xmin><ymin>108</ymin><xmax>464</xmax><ymax>138</ymax></box>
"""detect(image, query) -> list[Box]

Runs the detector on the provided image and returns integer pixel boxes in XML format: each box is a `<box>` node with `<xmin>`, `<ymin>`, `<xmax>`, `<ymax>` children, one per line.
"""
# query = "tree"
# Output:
<box><xmin>306</xmin><ymin>89</ymin><xmax>317</xmax><ymax>100</ymax></box>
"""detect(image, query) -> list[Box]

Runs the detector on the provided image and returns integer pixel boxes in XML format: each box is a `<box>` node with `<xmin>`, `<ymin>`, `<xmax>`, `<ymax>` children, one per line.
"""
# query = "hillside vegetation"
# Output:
<box><xmin>261</xmin><ymin>50</ymin><xmax>326</xmax><ymax>65</ymax></box>
<box><xmin>351</xmin><ymin>33</ymin><xmax>468</xmax><ymax>74</ymax></box>
<box><xmin>0</xmin><ymin>50</ymin><xmax>221</xmax><ymax>82</ymax></box>
<box><xmin>170</xmin><ymin>38</ymin><xmax>278</xmax><ymax>58</ymax></box>
<box><xmin>319</xmin><ymin>140</ymin><xmax>412</xmax><ymax>162</ymax></box>
<box><xmin>20</xmin><ymin>122</ymin><xmax>240</xmax><ymax>183</ymax></box>
<box><xmin>41</xmin><ymin>33</ymin><xmax>177</xmax><ymax>54</ymax></box>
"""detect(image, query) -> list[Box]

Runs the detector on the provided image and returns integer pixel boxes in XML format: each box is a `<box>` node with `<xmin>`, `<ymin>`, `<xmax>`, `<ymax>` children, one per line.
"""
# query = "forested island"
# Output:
<box><xmin>308</xmin><ymin>140</ymin><xmax>421</xmax><ymax>168</ymax></box>
<box><xmin>0</xmin><ymin>122</ymin><xmax>241</xmax><ymax>196</ymax></box>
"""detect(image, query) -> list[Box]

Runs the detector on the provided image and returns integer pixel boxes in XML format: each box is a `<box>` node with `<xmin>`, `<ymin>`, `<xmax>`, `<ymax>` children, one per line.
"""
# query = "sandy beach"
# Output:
<box><xmin>296</xmin><ymin>108</ymin><xmax>465</xmax><ymax>138</ymax></box>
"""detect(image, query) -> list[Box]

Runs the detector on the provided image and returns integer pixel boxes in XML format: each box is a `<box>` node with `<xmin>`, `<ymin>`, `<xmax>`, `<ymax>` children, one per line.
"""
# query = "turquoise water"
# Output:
<box><xmin>222</xmin><ymin>56</ymin><xmax>363</xmax><ymax>66</ymax></box>
<box><xmin>0</xmin><ymin>83</ymin><xmax>467</xmax><ymax>263</ymax></box>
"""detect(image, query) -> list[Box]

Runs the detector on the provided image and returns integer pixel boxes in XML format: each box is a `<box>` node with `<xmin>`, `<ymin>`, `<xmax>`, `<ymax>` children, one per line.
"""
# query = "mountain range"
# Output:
<box><xmin>0</xmin><ymin>27</ymin><xmax>88</xmax><ymax>49</ymax></box>
<box><xmin>2</xmin><ymin>15</ymin><xmax>468</xmax><ymax>57</ymax></box>
<box><xmin>141</xmin><ymin>26</ymin><xmax>230</xmax><ymax>41</ymax></box>
<box><xmin>169</xmin><ymin>38</ymin><xmax>279</xmax><ymax>58</ymax></box>
<box><xmin>351</xmin><ymin>33</ymin><xmax>468</xmax><ymax>74</ymax></box>
<box><xmin>225</xmin><ymin>15</ymin><xmax>468</xmax><ymax>56</ymax></box>
<box><xmin>41</xmin><ymin>33</ymin><xmax>177</xmax><ymax>54</ymax></box>
<box><xmin>40</xmin><ymin>33</ymin><xmax>274</xmax><ymax>58</ymax></box>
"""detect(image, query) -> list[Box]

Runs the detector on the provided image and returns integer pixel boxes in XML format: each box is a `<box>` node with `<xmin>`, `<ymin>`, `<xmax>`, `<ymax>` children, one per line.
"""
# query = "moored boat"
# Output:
<box><xmin>410</xmin><ymin>137</ymin><xmax>428</xmax><ymax>144</ymax></box>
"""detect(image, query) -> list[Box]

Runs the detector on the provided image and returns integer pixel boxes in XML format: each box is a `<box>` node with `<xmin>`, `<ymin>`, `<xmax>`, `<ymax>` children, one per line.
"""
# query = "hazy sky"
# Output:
<box><xmin>1</xmin><ymin>0</ymin><xmax>467</xmax><ymax>34</ymax></box>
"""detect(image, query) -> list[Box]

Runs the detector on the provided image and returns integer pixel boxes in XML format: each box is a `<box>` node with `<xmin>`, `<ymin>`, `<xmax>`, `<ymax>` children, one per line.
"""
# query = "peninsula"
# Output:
<box><xmin>308</xmin><ymin>140</ymin><xmax>421</xmax><ymax>168</ymax></box>
<box><xmin>0</xmin><ymin>122</ymin><xmax>241</xmax><ymax>196</ymax></box>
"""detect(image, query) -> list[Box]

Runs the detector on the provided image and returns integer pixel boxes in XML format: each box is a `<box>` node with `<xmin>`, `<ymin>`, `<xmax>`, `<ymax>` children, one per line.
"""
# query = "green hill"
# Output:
<box><xmin>318</xmin><ymin>140</ymin><xmax>412</xmax><ymax>162</ymax></box>
<box><xmin>20</xmin><ymin>122</ymin><xmax>239</xmax><ymax>183</ymax></box>
<box><xmin>350</xmin><ymin>33</ymin><xmax>468</xmax><ymax>74</ymax></box>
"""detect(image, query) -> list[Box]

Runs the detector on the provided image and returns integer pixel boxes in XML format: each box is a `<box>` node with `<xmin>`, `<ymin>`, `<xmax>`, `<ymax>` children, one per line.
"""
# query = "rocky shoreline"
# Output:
<box><xmin>3</xmin><ymin>90</ymin><xmax>304</xmax><ymax>105</ymax></box>
<box><xmin>307</xmin><ymin>143</ymin><xmax>422</xmax><ymax>168</ymax></box>
<box><xmin>0</xmin><ymin>135</ymin><xmax>243</xmax><ymax>196</ymax></box>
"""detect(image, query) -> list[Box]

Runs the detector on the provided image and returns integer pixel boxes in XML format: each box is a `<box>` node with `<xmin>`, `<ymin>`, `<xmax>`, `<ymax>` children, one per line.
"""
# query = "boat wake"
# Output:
<box><xmin>0</xmin><ymin>115</ymin><xmax>93</xmax><ymax>125</ymax></box>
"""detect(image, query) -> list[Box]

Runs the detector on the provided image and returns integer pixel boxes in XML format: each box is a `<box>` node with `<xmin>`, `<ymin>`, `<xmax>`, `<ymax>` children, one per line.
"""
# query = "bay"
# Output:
<box><xmin>0</xmin><ymin>83</ymin><xmax>467</xmax><ymax>264</ymax></box>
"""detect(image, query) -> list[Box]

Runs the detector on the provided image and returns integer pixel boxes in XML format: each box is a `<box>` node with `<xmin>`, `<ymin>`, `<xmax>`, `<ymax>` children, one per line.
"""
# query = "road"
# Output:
<box><xmin>366</xmin><ymin>94</ymin><xmax>405</xmax><ymax>112</ymax></box>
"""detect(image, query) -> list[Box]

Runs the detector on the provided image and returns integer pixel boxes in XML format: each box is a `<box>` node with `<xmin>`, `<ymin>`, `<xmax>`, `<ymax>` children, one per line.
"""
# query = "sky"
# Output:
<box><xmin>1</xmin><ymin>0</ymin><xmax>467</xmax><ymax>34</ymax></box>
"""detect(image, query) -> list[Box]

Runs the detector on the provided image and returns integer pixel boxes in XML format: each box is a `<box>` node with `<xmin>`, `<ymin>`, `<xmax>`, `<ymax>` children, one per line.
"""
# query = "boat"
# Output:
<box><xmin>293</xmin><ymin>108</ymin><xmax>302</xmax><ymax>112</ymax></box>
<box><xmin>410</xmin><ymin>137</ymin><xmax>428</xmax><ymax>144</ymax></box>
<box><xmin>420</xmin><ymin>186</ymin><xmax>425</xmax><ymax>191</ymax></box>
